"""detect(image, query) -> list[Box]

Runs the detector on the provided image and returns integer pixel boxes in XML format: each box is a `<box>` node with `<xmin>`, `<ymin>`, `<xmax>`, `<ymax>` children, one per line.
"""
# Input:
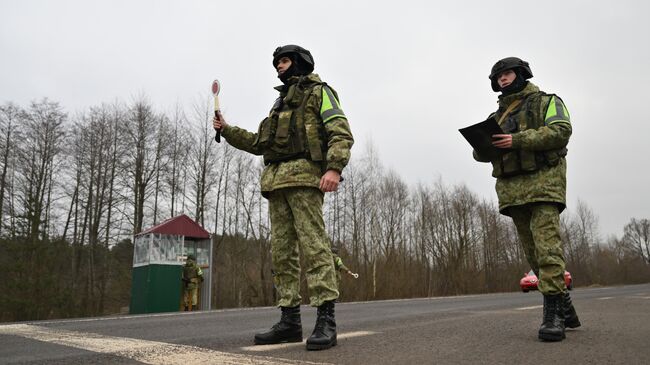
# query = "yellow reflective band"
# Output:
<box><xmin>321</xmin><ymin>88</ymin><xmax>335</xmax><ymax>115</ymax></box>
<box><xmin>321</xmin><ymin>86</ymin><xmax>346</xmax><ymax>123</ymax></box>
<box><xmin>546</xmin><ymin>96</ymin><xmax>558</xmax><ymax>120</ymax></box>
<box><xmin>545</xmin><ymin>96</ymin><xmax>571</xmax><ymax>126</ymax></box>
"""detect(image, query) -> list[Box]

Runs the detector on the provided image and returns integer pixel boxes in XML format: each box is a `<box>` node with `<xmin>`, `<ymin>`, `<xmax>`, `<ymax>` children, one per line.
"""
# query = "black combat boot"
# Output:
<box><xmin>564</xmin><ymin>291</ymin><xmax>581</xmax><ymax>328</ymax></box>
<box><xmin>306</xmin><ymin>300</ymin><xmax>337</xmax><ymax>351</ymax></box>
<box><xmin>254</xmin><ymin>306</ymin><xmax>303</xmax><ymax>345</ymax></box>
<box><xmin>538</xmin><ymin>294</ymin><xmax>566</xmax><ymax>341</ymax></box>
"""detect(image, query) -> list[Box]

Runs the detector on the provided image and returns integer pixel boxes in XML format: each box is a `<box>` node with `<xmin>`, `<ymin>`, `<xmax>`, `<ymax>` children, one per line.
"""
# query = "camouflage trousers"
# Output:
<box><xmin>268</xmin><ymin>187</ymin><xmax>339</xmax><ymax>307</ymax></box>
<box><xmin>184</xmin><ymin>287</ymin><xmax>198</xmax><ymax>306</ymax></box>
<box><xmin>510</xmin><ymin>203</ymin><xmax>566</xmax><ymax>295</ymax></box>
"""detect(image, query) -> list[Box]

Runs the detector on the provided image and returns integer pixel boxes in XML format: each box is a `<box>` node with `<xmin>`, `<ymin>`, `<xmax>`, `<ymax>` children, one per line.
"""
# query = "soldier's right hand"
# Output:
<box><xmin>492</xmin><ymin>133</ymin><xmax>513</xmax><ymax>149</ymax></box>
<box><xmin>213</xmin><ymin>111</ymin><xmax>228</xmax><ymax>131</ymax></box>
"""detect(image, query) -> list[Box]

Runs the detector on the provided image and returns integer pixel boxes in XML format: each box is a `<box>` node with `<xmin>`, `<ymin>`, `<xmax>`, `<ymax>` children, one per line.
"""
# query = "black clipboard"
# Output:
<box><xmin>459</xmin><ymin>117</ymin><xmax>505</xmax><ymax>161</ymax></box>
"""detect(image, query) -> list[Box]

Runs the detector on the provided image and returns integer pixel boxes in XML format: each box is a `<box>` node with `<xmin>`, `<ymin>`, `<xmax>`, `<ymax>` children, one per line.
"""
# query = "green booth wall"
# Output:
<box><xmin>130</xmin><ymin>264</ymin><xmax>182</xmax><ymax>314</ymax></box>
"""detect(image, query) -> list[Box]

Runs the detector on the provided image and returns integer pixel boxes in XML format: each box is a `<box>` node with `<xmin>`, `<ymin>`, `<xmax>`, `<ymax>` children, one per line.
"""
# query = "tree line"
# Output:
<box><xmin>1</xmin><ymin>98</ymin><xmax>649</xmax><ymax>321</ymax></box>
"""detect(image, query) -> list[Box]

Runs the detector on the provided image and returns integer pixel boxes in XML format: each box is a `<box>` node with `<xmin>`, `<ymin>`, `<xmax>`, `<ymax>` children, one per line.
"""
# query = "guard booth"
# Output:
<box><xmin>130</xmin><ymin>214</ymin><xmax>213</xmax><ymax>314</ymax></box>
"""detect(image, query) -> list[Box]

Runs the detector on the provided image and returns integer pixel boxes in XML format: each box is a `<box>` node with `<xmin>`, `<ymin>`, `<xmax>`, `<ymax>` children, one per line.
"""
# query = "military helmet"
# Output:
<box><xmin>489</xmin><ymin>57</ymin><xmax>533</xmax><ymax>91</ymax></box>
<box><xmin>273</xmin><ymin>45</ymin><xmax>314</xmax><ymax>73</ymax></box>
<box><xmin>187</xmin><ymin>254</ymin><xmax>196</xmax><ymax>261</ymax></box>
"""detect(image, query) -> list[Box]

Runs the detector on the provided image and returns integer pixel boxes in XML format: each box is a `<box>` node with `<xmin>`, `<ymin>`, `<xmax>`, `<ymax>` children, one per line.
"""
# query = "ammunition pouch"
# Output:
<box><xmin>261</xmin><ymin>81</ymin><xmax>329</xmax><ymax>165</ymax></box>
<box><xmin>303</xmin><ymin>111</ymin><xmax>327</xmax><ymax>162</ymax></box>
<box><xmin>492</xmin><ymin>148</ymin><xmax>566</xmax><ymax>178</ymax></box>
<box><xmin>256</xmin><ymin>116</ymin><xmax>277</xmax><ymax>150</ymax></box>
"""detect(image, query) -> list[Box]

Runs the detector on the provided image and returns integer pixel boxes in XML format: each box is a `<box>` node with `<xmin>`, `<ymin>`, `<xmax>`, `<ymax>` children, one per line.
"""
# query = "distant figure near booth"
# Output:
<box><xmin>213</xmin><ymin>44</ymin><xmax>354</xmax><ymax>350</ymax></box>
<box><xmin>182</xmin><ymin>254</ymin><xmax>203</xmax><ymax>311</ymax></box>
<box><xmin>471</xmin><ymin>57</ymin><xmax>580</xmax><ymax>341</ymax></box>
<box><xmin>331</xmin><ymin>247</ymin><xmax>358</xmax><ymax>283</ymax></box>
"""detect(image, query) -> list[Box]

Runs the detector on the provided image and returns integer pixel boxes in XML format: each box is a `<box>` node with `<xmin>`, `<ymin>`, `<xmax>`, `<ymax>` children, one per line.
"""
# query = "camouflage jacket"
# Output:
<box><xmin>333</xmin><ymin>255</ymin><xmax>350</xmax><ymax>272</ymax></box>
<box><xmin>221</xmin><ymin>73</ymin><xmax>354</xmax><ymax>198</ymax></box>
<box><xmin>474</xmin><ymin>82</ymin><xmax>572</xmax><ymax>215</ymax></box>
<box><xmin>182</xmin><ymin>261</ymin><xmax>203</xmax><ymax>290</ymax></box>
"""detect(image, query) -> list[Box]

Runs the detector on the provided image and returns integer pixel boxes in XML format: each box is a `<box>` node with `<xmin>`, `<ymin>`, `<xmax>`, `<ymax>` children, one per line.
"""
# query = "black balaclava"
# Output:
<box><xmin>500</xmin><ymin>68</ymin><xmax>528</xmax><ymax>96</ymax></box>
<box><xmin>278</xmin><ymin>54</ymin><xmax>310</xmax><ymax>83</ymax></box>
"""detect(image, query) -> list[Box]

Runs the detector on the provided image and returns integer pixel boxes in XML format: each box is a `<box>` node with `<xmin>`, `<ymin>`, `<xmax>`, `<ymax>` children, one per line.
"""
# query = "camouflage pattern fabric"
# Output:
<box><xmin>183</xmin><ymin>260</ymin><xmax>203</xmax><ymax>306</ymax></box>
<box><xmin>495</xmin><ymin>159</ymin><xmax>568</xmax><ymax>215</ymax></box>
<box><xmin>333</xmin><ymin>254</ymin><xmax>349</xmax><ymax>283</ymax></box>
<box><xmin>183</xmin><ymin>260</ymin><xmax>203</xmax><ymax>290</ymax></box>
<box><xmin>184</xmin><ymin>287</ymin><xmax>198</xmax><ymax>306</ymax></box>
<box><xmin>268</xmin><ymin>187</ymin><xmax>339</xmax><ymax>307</ymax></box>
<box><xmin>221</xmin><ymin>73</ymin><xmax>353</xmax><ymax>198</ymax></box>
<box><xmin>491</xmin><ymin>82</ymin><xmax>572</xmax><ymax>215</ymax></box>
<box><xmin>510</xmin><ymin>203</ymin><xmax>566</xmax><ymax>295</ymax></box>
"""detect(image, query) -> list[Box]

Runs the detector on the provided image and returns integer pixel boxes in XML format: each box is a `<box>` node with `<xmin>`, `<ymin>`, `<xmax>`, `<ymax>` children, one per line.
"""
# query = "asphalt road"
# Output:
<box><xmin>1</xmin><ymin>283</ymin><xmax>649</xmax><ymax>364</ymax></box>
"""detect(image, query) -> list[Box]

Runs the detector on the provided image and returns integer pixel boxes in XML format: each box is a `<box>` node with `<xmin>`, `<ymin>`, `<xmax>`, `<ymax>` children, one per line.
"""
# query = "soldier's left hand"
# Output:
<box><xmin>492</xmin><ymin>134</ymin><xmax>513</xmax><ymax>149</ymax></box>
<box><xmin>320</xmin><ymin>170</ymin><xmax>341</xmax><ymax>192</ymax></box>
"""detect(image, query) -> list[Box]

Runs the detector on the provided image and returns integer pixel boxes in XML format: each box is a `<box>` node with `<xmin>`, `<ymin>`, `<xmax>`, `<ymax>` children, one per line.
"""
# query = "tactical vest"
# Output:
<box><xmin>183</xmin><ymin>264</ymin><xmax>199</xmax><ymax>280</ymax></box>
<box><xmin>254</xmin><ymin>78</ymin><xmax>332</xmax><ymax>165</ymax></box>
<box><xmin>491</xmin><ymin>92</ymin><xmax>568</xmax><ymax>178</ymax></box>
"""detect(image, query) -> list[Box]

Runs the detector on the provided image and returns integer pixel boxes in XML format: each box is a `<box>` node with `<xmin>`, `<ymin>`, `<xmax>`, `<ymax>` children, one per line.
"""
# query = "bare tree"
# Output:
<box><xmin>121</xmin><ymin>96</ymin><xmax>169</xmax><ymax>234</ymax></box>
<box><xmin>14</xmin><ymin>99</ymin><xmax>66</xmax><ymax>241</ymax></box>
<box><xmin>0</xmin><ymin>103</ymin><xmax>22</xmax><ymax>235</ymax></box>
<box><xmin>187</xmin><ymin>98</ymin><xmax>219</xmax><ymax>227</ymax></box>
<box><xmin>476</xmin><ymin>198</ymin><xmax>522</xmax><ymax>292</ymax></box>
<box><xmin>623</xmin><ymin>218</ymin><xmax>650</xmax><ymax>264</ymax></box>
<box><xmin>59</xmin><ymin>103</ymin><xmax>126</xmax><ymax>314</ymax></box>
<box><xmin>216</xmin><ymin>146</ymin><xmax>235</xmax><ymax>236</ymax></box>
<box><xmin>165</xmin><ymin>105</ymin><xmax>191</xmax><ymax>218</ymax></box>
<box><xmin>561</xmin><ymin>200</ymin><xmax>600</xmax><ymax>282</ymax></box>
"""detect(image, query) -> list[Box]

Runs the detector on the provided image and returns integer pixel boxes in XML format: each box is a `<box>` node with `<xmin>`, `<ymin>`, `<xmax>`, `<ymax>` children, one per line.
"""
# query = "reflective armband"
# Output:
<box><xmin>545</xmin><ymin>95</ymin><xmax>571</xmax><ymax>126</ymax></box>
<box><xmin>320</xmin><ymin>86</ymin><xmax>346</xmax><ymax>123</ymax></box>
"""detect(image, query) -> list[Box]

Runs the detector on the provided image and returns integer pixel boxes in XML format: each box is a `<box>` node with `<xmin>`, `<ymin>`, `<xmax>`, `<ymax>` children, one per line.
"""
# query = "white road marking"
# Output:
<box><xmin>15</xmin><ymin>306</ymin><xmax>266</xmax><ymax>326</ymax></box>
<box><xmin>598</xmin><ymin>297</ymin><xmax>614</xmax><ymax>300</ymax></box>
<box><xmin>0</xmin><ymin>324</ymin><xmax>330</xmax><ymax>365</ymax></box>
<box><xmin>241</xmin><ymin>331</ymin><xmax>377</xmax><ymax>352</ymax></box>
<box><xmin>515</xmin><ymin>305</ymin><xmax>542</xmax><ymax>311</ymax></box>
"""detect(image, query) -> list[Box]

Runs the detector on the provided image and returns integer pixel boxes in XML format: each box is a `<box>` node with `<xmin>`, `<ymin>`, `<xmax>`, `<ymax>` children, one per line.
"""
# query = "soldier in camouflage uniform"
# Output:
<box><xmin>473</xmin><ymin>57</ymin><xmax>580</xmax><ymax>341</ymax></box>
<box><xmin>182</xmin><ymin>254</ymin><xmax>203</xmax><ymax>311</ymax></box>
<box><xmin>332</xmin><ymin>247</ymin><xmax>357</xmax><ymax>283</ymax></box>
<box><xmin>213</xmin><ymin>45</ymin><xmax>353</xmax><ymax>351</ymax></box>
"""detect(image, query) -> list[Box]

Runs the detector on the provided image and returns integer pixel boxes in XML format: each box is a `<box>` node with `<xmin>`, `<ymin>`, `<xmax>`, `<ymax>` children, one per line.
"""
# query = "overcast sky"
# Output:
<box><xmin>1</xmin><ymin>0</ymin><xmax>648</xmax><ymax>238</ymax></box>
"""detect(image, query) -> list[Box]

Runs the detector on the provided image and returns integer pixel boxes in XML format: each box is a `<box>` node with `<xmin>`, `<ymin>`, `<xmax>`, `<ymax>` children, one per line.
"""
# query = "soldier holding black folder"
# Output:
<box><xmin>470</xmin><ymin>57</ymin><xmax>580</xmax><ymax>342</ymax></box>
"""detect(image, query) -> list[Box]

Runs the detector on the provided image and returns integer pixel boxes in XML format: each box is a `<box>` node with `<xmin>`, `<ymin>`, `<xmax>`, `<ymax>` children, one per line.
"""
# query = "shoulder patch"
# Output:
<box><xmin>320</xmin><ymin>85</ymin><xmax>346</xmax><ymax>123</ymax></box>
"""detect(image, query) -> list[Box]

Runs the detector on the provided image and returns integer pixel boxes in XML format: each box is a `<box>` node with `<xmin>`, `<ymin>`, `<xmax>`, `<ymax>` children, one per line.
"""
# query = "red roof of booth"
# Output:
<box><xmin>136</xmin><ymin>214</ymin><xmax>210</xmax><ymax>239</ymax></box>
